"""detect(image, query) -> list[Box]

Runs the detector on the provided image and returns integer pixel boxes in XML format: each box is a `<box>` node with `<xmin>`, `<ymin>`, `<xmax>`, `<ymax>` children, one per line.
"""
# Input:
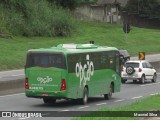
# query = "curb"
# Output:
<box><xmin>0</xmin><ymin>79</ymin><xmax>24</xmax><ymax>91</ymax></box>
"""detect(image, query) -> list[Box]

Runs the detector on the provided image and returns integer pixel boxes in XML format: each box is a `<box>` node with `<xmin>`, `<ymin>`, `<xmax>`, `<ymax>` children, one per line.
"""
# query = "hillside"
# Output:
<box><xmin>0</xmin><ymin>21</ymin><xmax>160</xmax><ymax>70</ymax></box>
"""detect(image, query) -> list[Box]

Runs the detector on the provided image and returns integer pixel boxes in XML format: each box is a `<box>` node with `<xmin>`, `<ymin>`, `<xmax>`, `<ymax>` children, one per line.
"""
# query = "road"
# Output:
<box><xmin>0</xmin><ymin>54</ymin><xmax>160</xmax><ymax>81</ymax></box>
<box><xmin>0</xmin><ymin>74</ymin><xmax>159</xmax><ymax>120</ymax></box>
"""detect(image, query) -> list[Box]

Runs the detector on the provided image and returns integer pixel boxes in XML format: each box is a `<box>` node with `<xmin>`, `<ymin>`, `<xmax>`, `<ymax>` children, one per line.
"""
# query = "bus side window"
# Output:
<box><xmin>108</xmin><ymin>51</ymin><xmax>116</xmax><ymax>71</ymax></box>
<box><xmin>94</xmin><ymin>52</ymin><xmax>100</xmax><ymax>70</ymax></box>
<box><xmin>67</xmin><ymin>54</ymin><xmax>81</xmax><ymax>73</ymax></box>
<box><xmin>100</xmin><ymin>52</ymin><xmax>110</xmax><ymax>69</ymax></box>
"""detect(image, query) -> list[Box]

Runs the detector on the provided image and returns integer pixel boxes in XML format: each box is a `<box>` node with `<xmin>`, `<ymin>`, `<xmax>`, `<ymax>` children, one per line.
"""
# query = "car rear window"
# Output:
<box><xmin>119</xmin><ymin>50</ymin><xmax>129</xmax><ymax>56</ymax></box>
<box><xmin>124</xmin><ymin>62</ymin><xmax>139</xmax><ymax>68</ymax></box>
<box><xmin>26</xmin><ymin>52</ymin><xmax>66</xmax><ymax>69</ymax></box>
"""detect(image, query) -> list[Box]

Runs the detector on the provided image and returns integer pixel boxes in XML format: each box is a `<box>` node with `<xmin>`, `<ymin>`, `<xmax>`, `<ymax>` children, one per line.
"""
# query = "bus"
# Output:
<box><xmin>25</xmin><ymin>43</ymin><xmax>121</xmax><ymax>104</ymax></box>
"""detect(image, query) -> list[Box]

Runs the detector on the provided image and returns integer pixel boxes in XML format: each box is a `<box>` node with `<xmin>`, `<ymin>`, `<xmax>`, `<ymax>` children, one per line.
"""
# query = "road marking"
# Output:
<box><xmin>59</xmin><ymin>109</ymin><xmax>70</xmax><ymax>112</ymax></box>
<box><xmin>42</xmin><ymin>113</ymin><xmax>50</xmax><ymax>116</ymax></box>
<box><xmin>140</xmin><ymin>82</ymin><xmax>160</xmax><ymax>87</ymax></box>
<box><xmin>96</xmin><ymin>103</ymin><xmax>107</xmax><ymax>106</ymax></box>
<box><xmin>78</xmin><ymin>106</ymin><xmax>89</xmax><ymax>109</ymax></box>
<box><xmin>0</xmin><ymin>93</ymin><xmax>24</xmax><ymax>98</ymax></box>
<box><xmin>150</xmin><ymin>93</ymin><xmax>159</xmax><ymax>96</ymax></box>
<box><xmin>11</xmin><ymin>74</ymin><xmax>25</xmax><ymax>76</ymax></box>
<box><xmin>131</xmin><ymin>96</ymin><xmax>143</xmax><ymax>99</ymax></box>
<box><xmin>114</xmin><ymin>99</ymin><xmax>125</xmax><ymax>102</ymax></box>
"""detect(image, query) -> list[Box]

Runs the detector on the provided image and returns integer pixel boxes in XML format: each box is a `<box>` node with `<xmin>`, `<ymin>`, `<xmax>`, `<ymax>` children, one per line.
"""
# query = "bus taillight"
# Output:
<box><xmin>25</xmin><ymin>78</ymin><xmax>29</xmax><ymax>89</ymax></box>
<box><xmin>122</xmin><ymin>66</ymin><xmax>124</xmax><ymax>71</ymax></box>
<box><xmin>60</xmin><ymin>79</ymin><xmax>66</xmax><ymax>91</ymax></box>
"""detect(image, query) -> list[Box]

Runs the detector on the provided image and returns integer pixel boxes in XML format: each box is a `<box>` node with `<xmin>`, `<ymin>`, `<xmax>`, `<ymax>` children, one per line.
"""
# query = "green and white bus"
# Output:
<box><xmin>25</xmin><ymin>44</ymin><xmax>121</xmax><ymax>104</ymax></box>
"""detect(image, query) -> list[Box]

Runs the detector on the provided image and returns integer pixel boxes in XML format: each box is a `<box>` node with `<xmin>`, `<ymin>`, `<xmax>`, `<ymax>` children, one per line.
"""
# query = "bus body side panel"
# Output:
<box><xmin>66</xmin><ymin>69</ymin><xmax>121</xmax><ymax>99</ymax></box>
<box><xmin>87</xmin><ymin>69</ymin><xmax>121</xmax><ymax>97</ymax></box>
<box><xmin>66</xmin><ymin>73</ymin><xmax>84</xmax><ymax>99</ymax></box>
<box><xmin>66</xmin><ymin>51</ymin><xmax>121</xmax><ymax>99</ymax></box>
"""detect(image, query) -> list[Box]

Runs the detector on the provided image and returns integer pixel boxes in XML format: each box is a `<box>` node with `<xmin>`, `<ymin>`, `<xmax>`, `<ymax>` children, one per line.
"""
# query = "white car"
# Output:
<box><xmin>121</xmin><ymin>60</ymin><xmax>157</xmax><ymax>84</ymax></box>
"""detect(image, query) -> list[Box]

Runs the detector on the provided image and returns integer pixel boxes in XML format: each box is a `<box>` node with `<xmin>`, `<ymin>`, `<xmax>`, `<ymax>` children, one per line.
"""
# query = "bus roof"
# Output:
<box><xmin>28</xmin><ymin>44</ymin><xmax>118</xmax><ymax>54</ymax></box>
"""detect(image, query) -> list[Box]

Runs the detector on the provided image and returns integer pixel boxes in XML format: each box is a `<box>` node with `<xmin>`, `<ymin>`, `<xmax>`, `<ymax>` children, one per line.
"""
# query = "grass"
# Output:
<box><xmin>73</xmin><ymin>94</ymin><xmax>160</xmax><ymax>120</ymax></box>
<box><xmin>0</xmin><ymin>21</ymin><xmax>160</xmax><ymax>70</ymax></box>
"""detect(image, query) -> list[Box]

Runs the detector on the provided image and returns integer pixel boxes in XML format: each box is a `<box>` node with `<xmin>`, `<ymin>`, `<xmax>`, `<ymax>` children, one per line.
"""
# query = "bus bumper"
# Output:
<box><xmin>25</xmin><ymin>89</ymin><xmax>67</xmax><ymax>99</ymax></box>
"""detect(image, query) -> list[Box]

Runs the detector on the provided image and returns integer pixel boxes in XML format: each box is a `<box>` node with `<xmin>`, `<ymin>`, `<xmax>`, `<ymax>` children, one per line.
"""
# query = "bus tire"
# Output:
<box><xmin>82</xmin><ymin>87</ymin><xmax>88</xmax><ymax>105</ymax></box>
<box><xmin>104</xmin><ymin>84</ymin><xmax>113</xmax><ymax>100</ymax></box>
<box><xmin>43</xmin><ymin>98</ymin><xmax>56</xmax><ymax>104</ymax></box>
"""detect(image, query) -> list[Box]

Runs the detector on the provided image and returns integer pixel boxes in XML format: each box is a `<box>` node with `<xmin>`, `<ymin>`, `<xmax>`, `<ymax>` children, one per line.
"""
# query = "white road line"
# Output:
<box><xmin>96</xmin><ymin>103</ymin><xmax>107</xmax><ymax>106</ymax></box>
<box><xmin>11</xmin><ymin>74</ymin><xmax>25</xmax><ymax>76</ymax></box>
<box><xmin>78</xmin><ymin>106</ymin><xmax>89</xmax><ymax>109</ymax></box>
<box><xmin>0</xmin><ymin>93</ymin><xmax>25</xmax><ymax>98</ymax></box>
<box><xmin>59</xmin><ymin>109</ymin><xmax>70</xmax><ymax>112</ymax></box>
<box><xmin>42</xmin><ymin>113</ymin><xmax>50</xmax><ymax>116</ymax></box>
<box><xmin>131</xmin><ymin>96</ymin><xmax>143</xmax><ymax>99</ymax></box>
<box><xmin>150</xmin><ymin>93</ymin><xmax>159</xmax><ymax>96</ymax></box>
<box><xmin>114</xmin><ymin>99</ymin><xmax>125</xmax><ymax>102</ymax></box>
<box><xmin>140</xmin><ymin>82</ymin><xmax>160</xmax><ymax>87</ymax></box>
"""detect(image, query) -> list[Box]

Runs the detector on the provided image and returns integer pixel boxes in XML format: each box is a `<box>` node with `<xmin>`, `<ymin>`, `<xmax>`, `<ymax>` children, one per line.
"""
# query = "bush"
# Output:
<box><xmin>0</xmin><ymin>0</ymin><xmax>75</xmax><ymax>37</ymax></box>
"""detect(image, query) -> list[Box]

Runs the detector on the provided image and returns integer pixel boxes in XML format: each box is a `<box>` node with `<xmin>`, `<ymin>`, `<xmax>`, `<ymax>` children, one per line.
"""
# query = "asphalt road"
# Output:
<box><xmin>0</xmin><ymin>54</ymin><xmax>160</xmax><ymax>81</ymax></box>
<box><xmin>0</xmin><ymin>73</ymin><xmax>159</xmax><ymax>120</ymax></box>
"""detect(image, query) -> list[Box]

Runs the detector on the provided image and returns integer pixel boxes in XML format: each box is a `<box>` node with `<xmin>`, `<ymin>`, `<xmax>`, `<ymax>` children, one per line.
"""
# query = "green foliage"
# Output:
<box><xmin>48</xmin><ymin>0</ymin><xmax>97</xmax><ymax>10</ymax></box>
<box><xmin>74</xmin><ymin>95</ymin><xmax>160</xmax><ymax>120</ymax></box>
<box><xmin>0</xmin><ymin>0</ymin><xmax>75</xmax><ymax>37</ymax></box>
<box><xmin>124</xmin><ymin>0</ymin><xmax>160</xmax><ymax>19</ymax></box>
<box><xmin>48</xmin><ymin>0</ymin><xmax>80</xmax><ymax>10</ymax></box>
<box><xmin>0</xmin><ymin>21</ymin><xmax>160</xmax><ymax>70</ymax></box>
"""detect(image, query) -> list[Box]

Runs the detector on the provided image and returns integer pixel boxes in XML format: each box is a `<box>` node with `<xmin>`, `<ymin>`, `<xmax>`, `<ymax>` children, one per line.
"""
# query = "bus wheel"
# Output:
<box><xmin>104</xmin><ymin>84</ymin><xmax>113</xmax><ymax>100</ymax></box>
<box><xmin>43</xmin><ymin>98</ymin><xmax>56</xmax><ymax>104</ymax></box>
<box><xmin>82</xmin><ymin>87</ymin><xmax>88</xmax><ymax>105</ymax></box>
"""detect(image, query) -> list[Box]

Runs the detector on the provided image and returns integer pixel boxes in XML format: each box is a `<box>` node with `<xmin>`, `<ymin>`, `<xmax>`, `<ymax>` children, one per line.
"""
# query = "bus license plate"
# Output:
<box><xmin>42</xmin><ymin>94</ymin><xmax>49</xmax><ymax>96</ymax></box>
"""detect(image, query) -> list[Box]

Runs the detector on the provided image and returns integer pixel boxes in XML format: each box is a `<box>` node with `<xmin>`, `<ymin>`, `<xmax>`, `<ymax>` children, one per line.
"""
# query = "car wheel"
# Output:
<box><xmin>104</xmin><ymin>84</ymin><xmax>113</xmax><ymax>100</ymax></box>
<box><xmin>152</xmin><ymin>73</ymin><xmax>157</xmax><ymax>83</ymax></box>
<box><xmin>140</xmin><ymin>75</ymin><xmax>145</xmax><ymax>84</ymax></box>
<box><xmin>121</xmin><ymin>79</ymin><xmax>127</xmax><ymax>83</ymax></box>
<box><xmin>43</xmin><ymin>98</ymin><xmax>56</xmax><ymax>104</ymax></box>
<box><xmin>82</xmin><ymin>87</ymin><xmax>88</xmax><ymax>105</ymax></box>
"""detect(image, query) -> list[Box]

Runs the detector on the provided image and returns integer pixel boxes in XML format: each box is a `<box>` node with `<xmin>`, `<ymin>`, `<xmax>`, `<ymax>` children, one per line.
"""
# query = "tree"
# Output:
<box><xmin>48</xmin><ymin>0</ymin><xmax>97</xmax><ymax>10</ymax></box>
<box><xmin>124</xmin><ymin>0</ymin><xmax>160</xmax><ymax>19</ymax></box>
<box><xmin>48</xmin><ymin>0</ymin><xmax>80</xmax><ymax>10</ymax></box>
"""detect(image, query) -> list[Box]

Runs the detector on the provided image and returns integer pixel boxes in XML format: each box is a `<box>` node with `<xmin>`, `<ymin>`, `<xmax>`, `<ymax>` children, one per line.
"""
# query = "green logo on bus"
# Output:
<box><xmin>75</xmin><ymin>54</ymin><xmax>94</xmax><ymax>87</ymax></box>
<box><xmin>37</xmin><ymin>76</ymin><xmax>53</xmax><ymax>84</ymax></box>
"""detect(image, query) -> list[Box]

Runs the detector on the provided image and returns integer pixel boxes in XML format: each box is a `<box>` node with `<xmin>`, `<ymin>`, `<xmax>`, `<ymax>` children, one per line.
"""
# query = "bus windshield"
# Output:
<box><xmin>26</xmin><ymin>53</ymin><xmax>66</xmax><ymax>69</ymax></box>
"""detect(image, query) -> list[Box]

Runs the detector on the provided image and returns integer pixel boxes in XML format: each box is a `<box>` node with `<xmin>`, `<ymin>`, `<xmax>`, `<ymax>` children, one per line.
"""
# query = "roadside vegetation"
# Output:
<box><xmin>0</xmin><ymin>21</ymin><xmax>160</xmax><ymax>70</ymax></box>
<box><xmin>74</xmin><ymin>94</ymin><xmax>160</xmax><ymax>120</ymax></box>
<box><xmin>0</xmin><ymin>0</ymin><xmax>75</xmax><ymax>37</ymax></box>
